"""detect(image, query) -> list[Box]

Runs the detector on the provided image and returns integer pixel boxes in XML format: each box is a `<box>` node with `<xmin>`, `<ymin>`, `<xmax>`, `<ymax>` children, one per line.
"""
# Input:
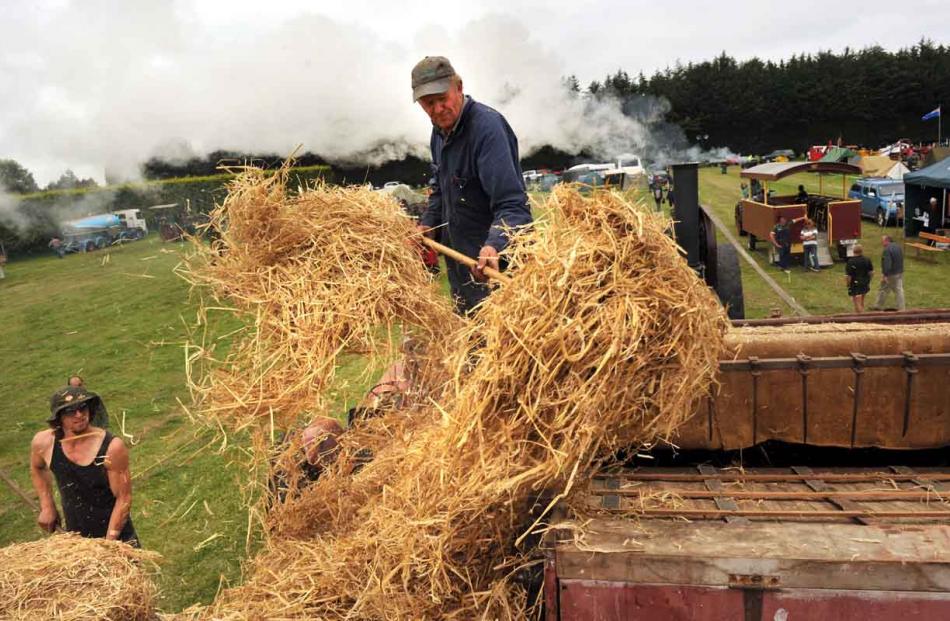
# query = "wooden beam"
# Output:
<box><xmin>625</xmin><ymin>508</ymin><xmax>950</xmax><ymax>519</ymax></box>
<box><xmin>601</xmin><ymin>489</ymin><xmax>949</xmax><ymax>501</ymax></box>
<box><xmin>597</xmin><ymin>471</ymin><xmax>950</xmax><ymax>483</ymax></box>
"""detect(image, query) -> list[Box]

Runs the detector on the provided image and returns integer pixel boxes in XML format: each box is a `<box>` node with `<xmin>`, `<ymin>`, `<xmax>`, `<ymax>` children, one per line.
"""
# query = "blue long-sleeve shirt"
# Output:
<box><xmin>420</xmin><ymin>97</ymin><xmax>531</xmax><ymax>261</ymax></box>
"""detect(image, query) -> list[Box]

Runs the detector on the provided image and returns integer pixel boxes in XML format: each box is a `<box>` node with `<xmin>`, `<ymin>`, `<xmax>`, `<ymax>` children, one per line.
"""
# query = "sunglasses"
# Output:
<box><xmin>61</xmin><ymin>404</ymin><xmax>89</xmax><ymax>416</ymax></box>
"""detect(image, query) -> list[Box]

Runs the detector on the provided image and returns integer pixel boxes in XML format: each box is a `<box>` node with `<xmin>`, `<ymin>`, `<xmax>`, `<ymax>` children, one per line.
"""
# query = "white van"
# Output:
<box><xmin>602</xmin><ymin>154</ymin><xmax>645</xmax><ymax>189</ymax></box>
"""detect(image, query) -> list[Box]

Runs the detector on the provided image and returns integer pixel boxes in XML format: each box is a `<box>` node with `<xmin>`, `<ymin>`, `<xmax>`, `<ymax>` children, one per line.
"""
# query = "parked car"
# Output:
<box><xmin>522</xmin><ymin>170</ymin><xmax>543</xmax><ymax>187</ymax></box>
<box><xmin>848</xmin><ymin>178</ymin><xmax>904</xmax><ymax>227</ymax></box>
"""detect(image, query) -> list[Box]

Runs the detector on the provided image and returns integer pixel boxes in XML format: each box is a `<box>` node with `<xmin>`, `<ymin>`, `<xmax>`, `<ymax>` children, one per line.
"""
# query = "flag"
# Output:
<box><xmin>922</xmin><ymin>106</ymin><xmax>941</xmax><ymax>121</ymax></box>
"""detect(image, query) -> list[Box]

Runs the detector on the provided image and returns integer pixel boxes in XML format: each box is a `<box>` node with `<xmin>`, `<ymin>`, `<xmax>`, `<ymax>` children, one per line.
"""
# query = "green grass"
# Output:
<box><xmin>1</xmin><ymin>177</ymin><xmax>946</xmax><ymax>612</ymax></box>
<box><xmin>0</xmin><ymin>234</ymin><xmax>440</xmax><ymax>613</ymax></box>
<box><xmin>0</xmin><ymin>238</ymin><xmax>252</xmax><ymax>611</ymax></box>
<box><xmin>698</xmin><ymin>165</ymin><xmax>950</xmax><ymax>317</ymax></box>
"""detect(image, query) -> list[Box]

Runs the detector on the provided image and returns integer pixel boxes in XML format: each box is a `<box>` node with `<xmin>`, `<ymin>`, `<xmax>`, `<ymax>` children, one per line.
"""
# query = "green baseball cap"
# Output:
<box><xmin>411</xmin><ymin>56</ymin><xmax>457</xmax><ymax>102</ymax></box>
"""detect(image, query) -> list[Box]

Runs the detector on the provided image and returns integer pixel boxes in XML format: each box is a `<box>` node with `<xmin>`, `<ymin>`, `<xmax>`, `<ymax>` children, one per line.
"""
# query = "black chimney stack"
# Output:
<box><xmin>672</xmin><ymin>162</ymin><xmax>701</xmax><ymax>269</ymax></box>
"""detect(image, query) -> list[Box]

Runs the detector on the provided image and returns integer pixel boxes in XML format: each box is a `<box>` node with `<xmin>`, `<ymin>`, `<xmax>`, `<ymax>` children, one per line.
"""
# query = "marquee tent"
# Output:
<box><xmin>903</xmin><ymin>156</ymin><xmax>950</xmax><ymax>234</ymax></box>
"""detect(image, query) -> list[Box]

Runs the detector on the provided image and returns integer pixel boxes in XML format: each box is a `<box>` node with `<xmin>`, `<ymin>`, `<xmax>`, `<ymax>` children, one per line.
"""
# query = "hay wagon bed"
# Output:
<box><xmin>543</xmin><ymin>465</ymin><xmax>950</xmax><ymax>620</ymax></box>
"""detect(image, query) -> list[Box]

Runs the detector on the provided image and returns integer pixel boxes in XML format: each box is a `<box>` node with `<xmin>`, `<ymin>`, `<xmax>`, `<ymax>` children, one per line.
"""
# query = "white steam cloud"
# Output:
<box><xmin>1</xmin><ymin>2</ymin><xmax>724</xmax><ymax>186</ymax></box>
<box><xmin>0</xmin><ymin>192</ymin><xmax>30</xmax><ymax>235</ymax></box>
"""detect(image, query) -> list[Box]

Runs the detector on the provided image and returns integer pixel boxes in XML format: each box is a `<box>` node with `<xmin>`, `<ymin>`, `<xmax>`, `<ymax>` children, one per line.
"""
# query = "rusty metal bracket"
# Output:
<box><xmin>698</xmin><ymin>465</ymin><xmax>749</xmax><ymax>525</ymax></box>
<box><xmin>600</xmin><ymin>476</ymin><xmax>621</xmax><ymax>510</ymax></box>
<box><xmin>749</xmin><ymin>356</ymin><xmax>761</xmax><ymax>445</ymax></box>
<box><xmin>890</xmin><ymin>465</ymin><xmax>947</xmax><ymax>493</ymax></box>
<box><xmin>730</xmin><ymin>573</ymin><xmax>780</xmax><ymax>589</ymax></box>
<box><xmin>797</xmin><ymin>354</ymin><xmax>811</xmax><ymax>444</ymax></box>
<box><xmin>792</xmin><ymin>465</ymin><xmax>870</xmax><ymax>525</ymax></box>
<box><xmin>902</xmin><ymin>351</ymin><xmax>919</xmax><ymax>437</ymax></box>
<box><xmin>849</xmin><ymin>353</ymin><xmax>867</xmax><ymax>448</ymax></box>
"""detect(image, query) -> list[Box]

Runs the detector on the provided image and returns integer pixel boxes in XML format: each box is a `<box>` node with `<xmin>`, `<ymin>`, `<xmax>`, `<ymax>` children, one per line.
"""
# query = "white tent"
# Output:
<box><xmin>850</xmin><ymin>155</ymin><xmax>910</xmax><ymax>180</ymax></box>
<box><xmin>885</xmin><ymin>161</ymin><xmax>910</xmax><ymax>180</ymax></box>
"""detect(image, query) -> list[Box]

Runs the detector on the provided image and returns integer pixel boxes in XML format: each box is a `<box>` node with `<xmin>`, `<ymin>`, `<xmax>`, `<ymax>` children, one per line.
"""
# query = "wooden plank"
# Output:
<box><xmin>556</xmin><ymin>581</ymin><xmax>950</xmax><ymax>621</ymax></box>
<box><xmin>628</xmin><ymin>508</ymin><xmax>950</xmax><ymax>519</ymax></box>
<box><xmin>908</xmin><ymin>242</ymin><xmax>942</xmax><ymax>252</ymax></box>
<box><xmin>558</xmin><ymin>581</ymin><xmax>746</xmax><ymax>621</ymax></box>
<box><xmin>920</xmin><ymin>232</ymin><xmax>950</xmax><ymax>244</ymax></box>
<box><xmin>554</xmin><ymin>520</ymin><xmax>950</xmax><ymax>592</ymax></box>
<box><xmin>596</xmin><ymin>471</ymin><xmax>950</xmax><ymax>483</ymax></box>
<box><xmin>593</xmin><ymin>489</ymin><xmax>950</xmax><ymax>501</ymax></box>
<box><xmin>764</xmin><ymin>589</ymin><xmax>950</xmax><ymax>620</ymax></box>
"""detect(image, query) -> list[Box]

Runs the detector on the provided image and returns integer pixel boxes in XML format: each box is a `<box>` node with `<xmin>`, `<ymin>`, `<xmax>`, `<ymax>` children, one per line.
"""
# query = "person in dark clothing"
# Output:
<box><xmin>750</xmin><ymin>179</ymin><xmax>763</xmax><ymax>202</ymax></box>
<box><xmin>795</xmin><ymin>184</ymin><xmax>809</xmax><ymax>204</ymax></box>
<box><xmin>873</xmin><ymin>235</ymin><xmax>905</xmax><ymax>310</ymax></box>
<box><xmin>769</xmin><ymin>215</ymin><xmax>792</xmax><ymax>272</ymax></box>
<box><xmin>413</xmin><ymin>56</ymin><xmax>532</xmax><ymax>315</ymax></box>
<box><xmin>29</xmin><ymin>386</ymin><xmax>138</xmax><ymax>546</ymax></box>
<box><xmin>651</xmin><ymin>183</ymin><xmax>664</xmax><ymax>211</ymax></box>
<box><xmin>845</xmin><ymin>243</ymin><xmax>873</xmax><ymax>312</ymax></box>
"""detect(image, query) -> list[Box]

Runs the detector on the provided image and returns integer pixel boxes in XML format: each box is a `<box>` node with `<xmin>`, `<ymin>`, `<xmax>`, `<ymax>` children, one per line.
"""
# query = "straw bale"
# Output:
<box><xmin>0</xmin><ymin>533</ymin><xmax>161</xmax><ymax>621</ymax></box>
<box><xmin>185</xmin><ymin>178</ymin><xmax>727</xmax><ymax>619</ymax></box>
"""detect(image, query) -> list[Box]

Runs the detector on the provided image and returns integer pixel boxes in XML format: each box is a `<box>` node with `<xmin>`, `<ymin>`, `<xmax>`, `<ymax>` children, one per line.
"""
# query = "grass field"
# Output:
<box><xmin>0</xmin><ymin>238</ymin><xmax>253</xmax><ymax>611</ymax></box>
<box><xmin>0</xmin><ymin>234</ymin><xmax>436</xmax><ymax>612</ymax></box>
<box><xmin>0</xmin><ymin>175</ymin><xmax>947</xmax><ymax>613</ymax></box>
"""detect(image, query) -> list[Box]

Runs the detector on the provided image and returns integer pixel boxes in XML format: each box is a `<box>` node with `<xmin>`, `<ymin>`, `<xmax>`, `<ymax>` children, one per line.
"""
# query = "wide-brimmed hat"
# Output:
<box><xmin>411</xmin><ymin>56</ymin><xmax>457</xmax><ymax>102</ymax></box>
<box><xmin>47</xmin><ymin>385</ymin><xmax>108</xmax><ymax>428</ymax></box>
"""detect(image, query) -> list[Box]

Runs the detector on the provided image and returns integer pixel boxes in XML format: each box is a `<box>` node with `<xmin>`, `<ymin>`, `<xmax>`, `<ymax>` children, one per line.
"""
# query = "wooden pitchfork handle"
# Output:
<box><xmin>419</xmin><ymin>237</ymin><xmax>512</xmax><ymax>285</ymax></box>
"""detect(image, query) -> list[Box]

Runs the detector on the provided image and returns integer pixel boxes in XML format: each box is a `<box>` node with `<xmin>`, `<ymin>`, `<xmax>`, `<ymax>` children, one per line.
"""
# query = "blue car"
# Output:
<box><xmin>848</xmin><ymin>178</ymin><xmax>904</xmax><ymax>227</ymax></box>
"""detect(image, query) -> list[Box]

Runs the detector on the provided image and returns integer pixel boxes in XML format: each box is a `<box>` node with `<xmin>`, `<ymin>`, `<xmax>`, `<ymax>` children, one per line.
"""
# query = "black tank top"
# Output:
<box><xmin>50</xmin><ymin>431</ymin><xmax>138</xmax><ymax>545</ymax></box>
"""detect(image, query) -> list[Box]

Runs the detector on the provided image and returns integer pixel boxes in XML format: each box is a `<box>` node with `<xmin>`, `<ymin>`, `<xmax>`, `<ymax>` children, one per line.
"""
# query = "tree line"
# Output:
<box><xmin>0</xmin><ymin>160</ymin><xmax>98</xmax><ymax>194</ymax></box>
<box><xmin>576</xmin><ymin>39</ymin><xmax>950</xmax><ymax>154</ymax></box>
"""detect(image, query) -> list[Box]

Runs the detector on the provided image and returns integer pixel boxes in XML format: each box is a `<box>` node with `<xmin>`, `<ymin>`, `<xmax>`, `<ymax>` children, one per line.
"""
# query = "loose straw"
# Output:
<box><xmin>179</xmin><ymin>172</ymin><xmax>727</xmax><ymax>620</ymax></box>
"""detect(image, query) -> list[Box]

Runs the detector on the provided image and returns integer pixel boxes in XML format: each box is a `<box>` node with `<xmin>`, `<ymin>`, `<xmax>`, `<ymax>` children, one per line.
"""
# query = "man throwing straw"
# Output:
<box><xmin>412</xmin><ymin>56</ymin><xmax>532</xmax><ymax>314</ymax></box>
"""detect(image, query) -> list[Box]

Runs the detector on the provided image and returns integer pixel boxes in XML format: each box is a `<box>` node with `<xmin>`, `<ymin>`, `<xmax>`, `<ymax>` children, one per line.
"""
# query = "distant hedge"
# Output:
<box><xmin>0</xmin><ymin>165</ymin><xmax>331</xmax><ymax>256</ymax></box>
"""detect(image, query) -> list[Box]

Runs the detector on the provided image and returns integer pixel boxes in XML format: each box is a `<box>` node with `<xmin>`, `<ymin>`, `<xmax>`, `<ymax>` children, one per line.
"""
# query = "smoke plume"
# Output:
<box><xmin>1</xmin><ymin>3</ymin><xmax>725</xmax><ymax>186</ymax></box>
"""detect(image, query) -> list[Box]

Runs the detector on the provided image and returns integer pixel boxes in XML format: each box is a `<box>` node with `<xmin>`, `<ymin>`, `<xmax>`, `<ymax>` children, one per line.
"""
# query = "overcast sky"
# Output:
<box><xmin>2</xmin><ymin>0</ymin><xmax>947</xmax><ymax>185</ymax></box>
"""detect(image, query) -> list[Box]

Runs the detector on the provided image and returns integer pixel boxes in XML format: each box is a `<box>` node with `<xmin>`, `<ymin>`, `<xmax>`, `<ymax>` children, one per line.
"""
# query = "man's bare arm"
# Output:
<box><xmin>104</xmin><ymin>438</ymin><xmax>132</xmax><ymax>540</ymax></box>
<box><xmin>29</xmin><ymin>431</ymin><xmax>59</xmax><ymax>533</ymax></box>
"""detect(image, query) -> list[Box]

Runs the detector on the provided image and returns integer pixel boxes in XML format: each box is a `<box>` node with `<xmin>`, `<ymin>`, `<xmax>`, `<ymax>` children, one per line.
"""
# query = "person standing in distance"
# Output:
<box><xmin>873</xmin><ymin>235</ymin><xmax>905</xmax><ymax>311</ymax></box>
<box><xmin>412</xmin><ymin>56</ymin><xmax>532</xmax><ymax>314</ymax></box>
